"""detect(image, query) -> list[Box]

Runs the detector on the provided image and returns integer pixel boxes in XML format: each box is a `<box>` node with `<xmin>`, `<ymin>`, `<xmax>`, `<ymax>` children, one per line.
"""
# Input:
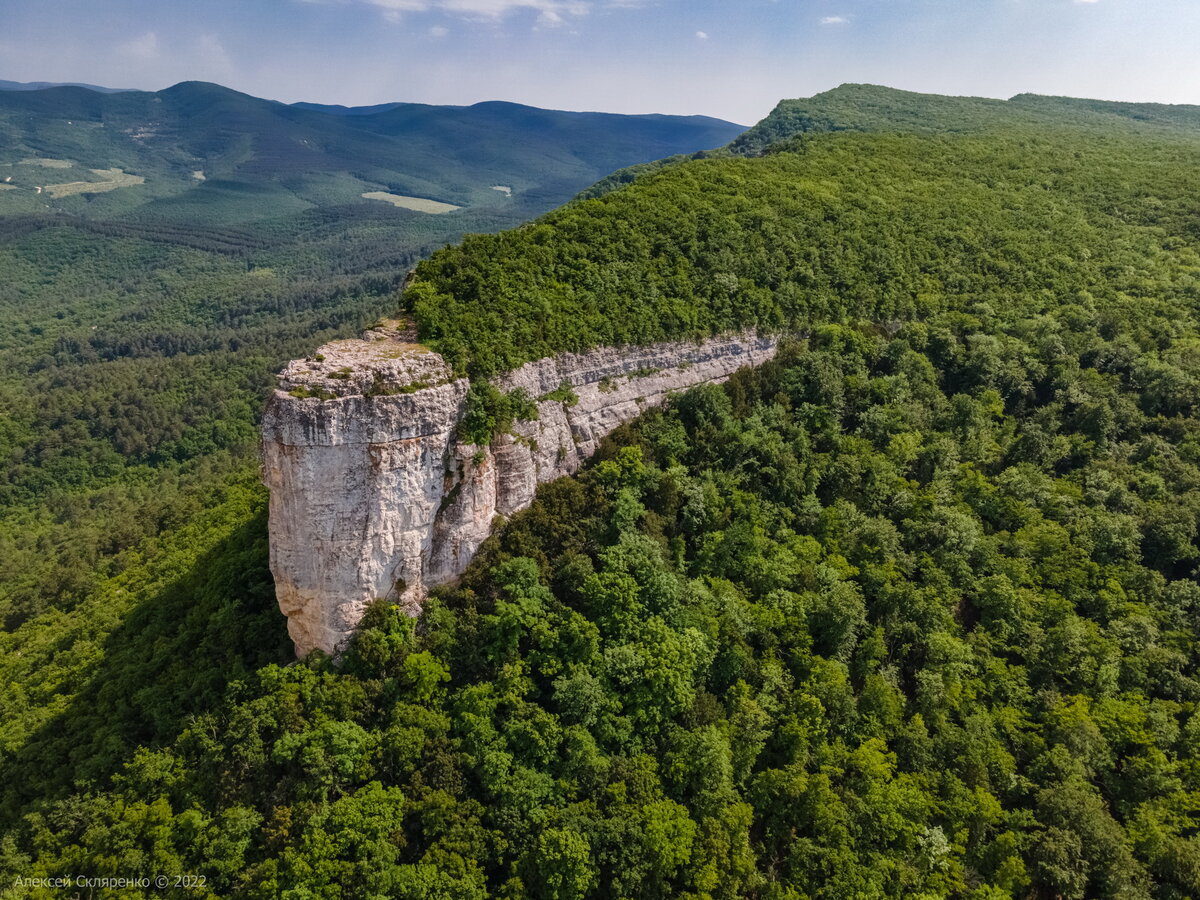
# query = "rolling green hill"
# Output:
<box><xmin>3</xmin><ymin>84</ymin><xmax>1200</xmax><ymax>897</ymax></box>
<box><xmin>405</xmin><ymin>86</ymin><xmax>1200</xmax><ymax>378</ymax></box>
<box><xmin>728</xmin><ymin>83</ymin><xmax>1200</xmax><ymax>154</ymax></box>
<box><xmin>0</xmin><ymin>81</ymin><xmax>743</xmax><ymax>222</ymax></box>
<box><xmin>581</xmin><ymin>83</ymin><xmax>1200</xmax><ymax>200</ymax></box>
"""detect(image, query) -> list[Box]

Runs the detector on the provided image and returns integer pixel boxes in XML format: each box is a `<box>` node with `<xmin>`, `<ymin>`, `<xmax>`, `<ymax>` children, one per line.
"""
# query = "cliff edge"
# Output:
<box><xmin>262</xmin><ymin>322</ymin><xmax>778</xmax><ymax>655</ymax></box>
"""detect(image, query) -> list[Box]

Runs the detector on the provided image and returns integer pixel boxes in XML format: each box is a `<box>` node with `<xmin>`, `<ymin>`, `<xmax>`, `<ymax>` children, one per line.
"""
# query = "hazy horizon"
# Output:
<box><xmin>3</xmin><ymin>0</ymin><xmax>1197</xmax><ymax>130</ymax></box>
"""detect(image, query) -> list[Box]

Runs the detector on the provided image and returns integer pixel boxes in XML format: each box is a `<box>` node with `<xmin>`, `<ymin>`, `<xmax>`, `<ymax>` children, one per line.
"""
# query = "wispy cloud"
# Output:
<box><xmin>429</xmin><ymin>24</ymin><xmax>450</xmax><ymax>35</ymax></box>
<box><xmin>119</xmin><ymin>31</ymin><xmax>160</xmax><ymax>60</ymax></box>
<box><xmin>196</xmin><ymin>34</ymin><xmax>235</xmax><ymax>74</ymax></box>
<box><xmin>695</xmin><ymin>30</ymin><xmax>708</xmax><ymax>40</ymax></box>
<box><xmin>311</xmin><ymin>0</ymin><xmax>592</xmax><ymax>26</ymax></box>
<box><xmin>820</xmin><ymin>15</ymin><xmax>848</xmax><ymax>25</ymax></box>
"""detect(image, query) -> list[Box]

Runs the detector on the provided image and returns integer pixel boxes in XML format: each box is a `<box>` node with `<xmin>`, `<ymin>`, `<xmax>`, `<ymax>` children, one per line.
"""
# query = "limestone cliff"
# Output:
<box><xmin>262</xmin><ymin>322</ymin><xmax>778</xmax><ymax>656</ymax></box>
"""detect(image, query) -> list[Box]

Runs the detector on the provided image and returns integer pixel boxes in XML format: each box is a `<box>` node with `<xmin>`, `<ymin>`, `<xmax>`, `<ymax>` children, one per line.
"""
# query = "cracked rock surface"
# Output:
<box><xmin>262</xmin><ymin>326</ymin><xmax>778</xmax><ymax>655</ymax></box>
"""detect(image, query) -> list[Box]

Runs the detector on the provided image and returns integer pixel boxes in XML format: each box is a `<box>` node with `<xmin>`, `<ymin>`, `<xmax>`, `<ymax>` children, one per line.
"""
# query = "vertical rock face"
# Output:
<box><xmin>262</xmin><ymin>323</ymin><xmax>778</xmax><ymax>656</ymax></box>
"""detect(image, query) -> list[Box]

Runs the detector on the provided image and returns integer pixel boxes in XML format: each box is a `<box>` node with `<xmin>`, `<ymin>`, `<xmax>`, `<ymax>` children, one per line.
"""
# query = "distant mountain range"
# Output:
<box><xmin>0</xmin><ymin>80</ymin><xmax>744</xmax><ymax>225</ymax></box>
<box><xmin>0</xmin><ymin>79</ymin><xmax>134</xmax><ymax>93</ymax></box>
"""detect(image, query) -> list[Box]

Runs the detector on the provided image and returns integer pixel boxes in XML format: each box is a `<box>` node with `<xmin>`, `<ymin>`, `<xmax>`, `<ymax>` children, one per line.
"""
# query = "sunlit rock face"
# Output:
<box><xmin>262</xmin><ymin>322</ymin><xmax>778</xmax><ymax>655</ymax></box>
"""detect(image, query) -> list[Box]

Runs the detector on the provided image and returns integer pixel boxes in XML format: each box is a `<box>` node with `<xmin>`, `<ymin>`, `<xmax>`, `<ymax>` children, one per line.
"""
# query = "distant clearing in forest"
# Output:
<box><xmin>19</xmin><ymin>157</ymin><xmax>73</xmax><ymax>168</ymax></box>
<box><xmin>361</xmin><ymin>191</ymin><xmax>461</xmax><ymax>213</ymax></box>
<box><xmin>43</xmin><ymin>168</ymin><xmax>145</xmax><ymax>198</ymax></box>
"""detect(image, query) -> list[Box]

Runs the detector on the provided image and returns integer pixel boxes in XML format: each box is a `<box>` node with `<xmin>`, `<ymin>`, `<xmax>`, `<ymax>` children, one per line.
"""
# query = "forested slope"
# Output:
<box><xmin>407</xmin><ymin>122</ymin><xmax>1200</xmax><ymax>377</ymax></box>
<box><xmin>3</xmin><ymin>86</ymin><xmax>1200</xmax><ymax>898</ymax></box>
<box><xmin>9</xmin><ymin>321</ymin><xmax>1200</xmax><ymax>897</ymax></box>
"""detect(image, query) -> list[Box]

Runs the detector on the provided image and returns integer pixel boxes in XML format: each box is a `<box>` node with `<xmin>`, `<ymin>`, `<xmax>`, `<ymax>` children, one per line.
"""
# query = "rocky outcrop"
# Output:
<box><xmin>262</xmin><ymin>321</ymin><xmax>778</xmax><ymax>656</ymax></box>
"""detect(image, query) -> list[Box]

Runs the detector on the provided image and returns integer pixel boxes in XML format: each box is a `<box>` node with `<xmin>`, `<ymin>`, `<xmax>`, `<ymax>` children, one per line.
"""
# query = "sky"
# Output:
<box><xmin>1</xmin><ymin>0</ymin><xmax>1197</xmax><ymax>125</ymax></box>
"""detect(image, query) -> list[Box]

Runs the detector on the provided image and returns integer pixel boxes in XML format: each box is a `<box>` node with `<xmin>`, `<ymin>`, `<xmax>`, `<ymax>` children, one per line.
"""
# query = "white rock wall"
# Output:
<box><xmin>262</xmin><ymin>328</ymin><xmax>777</xmax><ymax>655</ymax></box>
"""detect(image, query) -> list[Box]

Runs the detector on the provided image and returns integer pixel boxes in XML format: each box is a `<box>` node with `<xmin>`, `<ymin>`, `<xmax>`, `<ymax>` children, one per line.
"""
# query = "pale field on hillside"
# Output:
<box><xmin>43</xmin><ymin>168</ymin><xmax>145</xmax><ymax>198</ymax></box>
<box><xmin>19</xmin><ymin>157</ymin><xmax>73</xmax><ymax>168</ymax></box>
<box><xmin>361</xmin><ymin>191</ymin><xmax>461</xmax><ymax>213</ymax></box>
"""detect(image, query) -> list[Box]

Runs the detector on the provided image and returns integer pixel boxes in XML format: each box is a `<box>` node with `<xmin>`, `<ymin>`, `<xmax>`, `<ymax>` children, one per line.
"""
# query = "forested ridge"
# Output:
<box><xmin>405</xmin><ymin>86</ymin><xmax>1200</xmax><ymax>378</ymax></box>
<box><xmin>2</xmin><ymin>85</ymin><xmax>1200</xmax><ymax>898</ymax></box>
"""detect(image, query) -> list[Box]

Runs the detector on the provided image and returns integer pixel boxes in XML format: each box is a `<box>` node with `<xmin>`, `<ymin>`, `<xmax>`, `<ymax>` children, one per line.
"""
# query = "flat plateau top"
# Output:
<box><xmin>277</xmin><ymin>319</ymin><xmax>455</xmax><ymax>399</ymax></box>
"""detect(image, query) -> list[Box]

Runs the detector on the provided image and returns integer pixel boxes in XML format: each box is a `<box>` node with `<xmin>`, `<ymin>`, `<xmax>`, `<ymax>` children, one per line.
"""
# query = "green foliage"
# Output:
<box><xmin>0</xmin><ymin>217</ymin><xmax>426</xmax><ymax>636</ymax></box>
<box><xmin>0</xmin><ymin>85</ymin><xmax>737</xmax><ymax>827</ymax></box>
<box><xmin>458</xmin><ymin>382</ymin><xmax>539</xmax><ymax>445</ymax></box>
<box><xmin>729</xmin><ymin>82</ymin><xmax>1200</xmax><ymax>155</ymax></box>
<box><xmin>0</xmin><ymin>474</ymin><xmax>293</xmax><ymax>820</ymax></box>
<box><xmin>541</xmin><ymin>382</ymin><xmax>581</xmax><ymax>406</ymax></box>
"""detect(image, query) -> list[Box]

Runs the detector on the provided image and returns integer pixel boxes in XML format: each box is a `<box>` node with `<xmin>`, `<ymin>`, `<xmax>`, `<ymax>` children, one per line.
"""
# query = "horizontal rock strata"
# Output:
<box><xmin>262</xmin><ymin>322</ymin><xmax>778</xmax><ymax>655</ymax></box>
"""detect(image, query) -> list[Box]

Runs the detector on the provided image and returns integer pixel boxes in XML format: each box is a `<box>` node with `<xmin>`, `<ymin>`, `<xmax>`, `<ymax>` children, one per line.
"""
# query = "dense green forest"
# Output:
<box><xmin>2</xmin><ymin>84</ymin><xmax>1200</xmax><ymax>897</ymax></box>
<box><xmin>406</xmin><ymin>86</ymin><xmax>1200</xmax><ymax>378</ymax></box>
<box><xmin>7</xmin><ymin>319</ymin><xmax>1200</xmax><ymax>896</ymax></box>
